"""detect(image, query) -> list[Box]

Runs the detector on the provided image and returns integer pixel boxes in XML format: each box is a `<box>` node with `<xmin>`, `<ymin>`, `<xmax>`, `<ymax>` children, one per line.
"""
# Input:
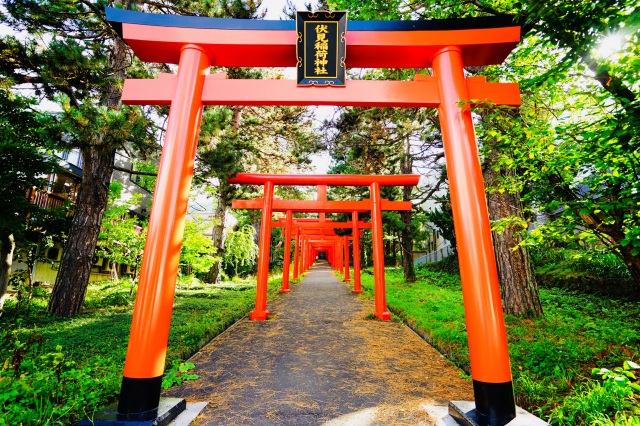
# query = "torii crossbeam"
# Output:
<box><xmin>103</xmin><ymin>7</ymin><xmax>523</xmax><ymax>426</ymax></box>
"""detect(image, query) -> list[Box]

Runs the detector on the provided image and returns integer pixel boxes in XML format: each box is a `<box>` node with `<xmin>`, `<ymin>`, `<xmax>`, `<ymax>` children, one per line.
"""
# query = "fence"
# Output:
<box><xmin>413</xmin><ymin>243</ymin><xmax>454</xmax><ymax>265</ymax></box>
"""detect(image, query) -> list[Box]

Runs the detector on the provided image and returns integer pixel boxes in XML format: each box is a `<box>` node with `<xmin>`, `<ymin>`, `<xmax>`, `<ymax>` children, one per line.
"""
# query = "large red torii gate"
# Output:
<box><xmin>100</xmin><ymin>7</ymin><xmax>525</xmax><ymax>426</ymax></box>
<box><xmin>230</xmin><ymin>175</ymin><xmax>417</xmax><ymax>320</ymax></box>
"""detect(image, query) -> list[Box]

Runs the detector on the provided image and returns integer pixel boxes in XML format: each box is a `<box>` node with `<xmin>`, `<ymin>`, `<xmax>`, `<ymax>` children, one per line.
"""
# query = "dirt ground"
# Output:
<box><xmin>164</xmin><ymin>262</ymin><xmax>473</xmax><ymax>425</ymax></box>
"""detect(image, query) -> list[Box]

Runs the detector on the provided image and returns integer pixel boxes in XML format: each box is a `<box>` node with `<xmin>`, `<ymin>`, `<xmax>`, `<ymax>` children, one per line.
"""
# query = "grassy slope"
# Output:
<box><xmin>356</xmin><ymin>267</ymin><xmax>640</xmax><ymax>423</ymax></box>
<box><xmin>0</xmin><ymin>276</ymin><xmax>285</xmax><ymax>425</ymax></box>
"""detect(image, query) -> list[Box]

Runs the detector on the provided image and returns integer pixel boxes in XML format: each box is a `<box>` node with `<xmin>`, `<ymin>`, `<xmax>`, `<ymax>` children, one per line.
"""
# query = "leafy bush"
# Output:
<box><xmin>548</xmin><ymin>381</ymin><xmax>628</xmax><ymax>425</ymax></box>
<box><xmin>416</xmin><ymin>255</ymin><xmax>460</xmax><ymax>276</ymax></box>
<box><xmin>0</xmin><ymin>334</ymin><xmax>117</xmax><ymax>426</ymax></box>
<box><xmin>161</xmin><ymin>361</ymin><xmax>199</xmax><ymax>389</ymax></box>
<box><xmin>592</xmin><ymin>361</ymin><xmax>640</xmax><ymax>409</ymax></box>
<box><xmin>549</xmin><ymin>360</ymin><xmax>640</xmax><ymax>426</ymax></box>
<box><xmin>530</xmin><ymin>248</ymin><xmax>632</xmax><ymax>280</ymax></box>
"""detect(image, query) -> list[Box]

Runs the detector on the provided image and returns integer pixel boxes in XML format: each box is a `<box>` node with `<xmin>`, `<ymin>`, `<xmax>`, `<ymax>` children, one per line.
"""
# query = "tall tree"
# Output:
<box><xmin>196</xmin><ymin>89</ymin><xmax>320</xmax><ymax>284</ymax></box>
<box><xmin>325</xmin><ymin>106</ymin><xmax>446</xmax><ymax>280</ymax></box>
<box><xmin>0</xmin><ymin>89</ymin><xmax>60</xmax><ymax>309</ymax></box>
<box><xmin>482</xmin><ymin>127</ymin><xmax>543</xmax><ymax>317</ymax></box>
<box><xmin>0</xmin><ymin>0</ymin><xmax>259</xmax><ymax>316</ymax></box>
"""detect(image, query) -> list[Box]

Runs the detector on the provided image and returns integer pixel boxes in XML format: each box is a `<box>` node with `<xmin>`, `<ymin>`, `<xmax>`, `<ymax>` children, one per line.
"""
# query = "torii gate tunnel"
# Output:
<box><xmin>105</xmin><ymin>7</ymin><xmax>523</xmax><ymax>426</ymax></box>
<box><xmin>229</xmin><ymin>177</ymin><xmax>417</xmax><ymax>322</ymax></box>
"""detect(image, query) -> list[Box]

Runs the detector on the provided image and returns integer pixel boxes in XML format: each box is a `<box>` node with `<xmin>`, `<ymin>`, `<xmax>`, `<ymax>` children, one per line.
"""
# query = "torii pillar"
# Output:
<box><xmin>279</xmin><ymin>210</ymin><xmax>293</xmax><ymax>293</ymax></box>
<box><xmin>115</xmin><ymin>45</ymin><xmax>210</xmax><ymax>420</ymax></box>
<box><xmin>293</xmin><ymin>227</ymin><xmax>300</xmax><ymax>279</ymax></box>
<box><xmin>352</xmin><ymin>211</ymin><xmax>362</xmax><ymax>293</ymax></box>
<box><xmin>342</xmin><ymin>234</ymin><xmax>350</xmax><ymax>282</ymax></box>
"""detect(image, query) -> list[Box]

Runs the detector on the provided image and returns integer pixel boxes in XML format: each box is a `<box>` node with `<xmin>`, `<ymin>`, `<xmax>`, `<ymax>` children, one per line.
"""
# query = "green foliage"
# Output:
<box><xmin>0</xmin><ymin>89</ymin><xmax>62</xmax><ymax>243</ymax></box>
<box><xmin>0</xmin><ymin>336</ymin><xmax>117</xmax><ymax>426</ymax></box>
<box><xmin>424</xmin><ymin>194</ymin><xmax>456</xmax><ymax>254</ymax></box>
<box><xmin>593</xmin><ymin>361</ymin><xmax>640</xmax><ymax>400</ymax></box>
<box><xmin>531</xmin><ymin>248</ymin><xmax>632</xmax><ymax>281</ymax></box>
<box><xmin>356</xmin><ymin>267</ymin><xmax>640</xmax><ymax>424</ymax></box>
<box><xmin>180</xmin><ymin>217</ymin><xmax>218</xmax><ymax>276</ymax></box>
<box><xmin>131</xmin><ymin>160</ymin><xmax>158</xmax><ymax>194</ymax></box>
<box><xmin>223</xmin><ymin>225</ymin><xmax>259</xmax><ymax>276</ymax></box>
<box><xmin>161</xmin><ymin>361</ymin><xmax>199</xmax><ymax>389</ymax></box>
<box><xmin>0</xmin><ymin>272</ymin><xmax>285</xmax><ymax>424</ymax></box>
<box><xmin>95</xmin><ymin>183</ymin><xmax>147</xmax><ymax>279</ymax></box>
<box><xmin>416</xmin><ymin>255</ymin><xmax>460</xmax><ymax>276</ymax></box>
<box><xmin>547</xmin><ymin>380</ymin><xmax>630</xmax><ymax>425</ymax></box>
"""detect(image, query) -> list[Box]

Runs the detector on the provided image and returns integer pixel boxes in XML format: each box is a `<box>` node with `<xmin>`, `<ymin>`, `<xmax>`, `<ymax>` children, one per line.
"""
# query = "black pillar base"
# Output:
<box><xmin>472</xmin><ymin>379</ymin><xmax>516</xmax><ymax>423</ymax></box>
<box><xmin>449</xmin><ymin>401</ymin><xmax>549</xmax><ymax>426</ymax></box>
<box><xmin>77</xmin><ymin>398</ymin><xmax>186</xmax><ymax>426</ymax></box>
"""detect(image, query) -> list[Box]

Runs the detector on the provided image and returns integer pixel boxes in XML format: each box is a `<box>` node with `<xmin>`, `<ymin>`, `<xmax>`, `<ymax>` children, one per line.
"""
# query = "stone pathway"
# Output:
<box><xmin>165</xmin><ymin>261</ymin><xmax>473</xmax><ymax>425</ymax></box>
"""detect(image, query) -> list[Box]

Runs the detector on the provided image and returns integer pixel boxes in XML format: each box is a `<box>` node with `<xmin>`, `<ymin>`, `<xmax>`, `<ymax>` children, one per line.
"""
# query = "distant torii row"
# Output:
<box><xmin>228</xmin><ymin>174</ymin><xmax>420</xmax><ymax>322</ymax></box>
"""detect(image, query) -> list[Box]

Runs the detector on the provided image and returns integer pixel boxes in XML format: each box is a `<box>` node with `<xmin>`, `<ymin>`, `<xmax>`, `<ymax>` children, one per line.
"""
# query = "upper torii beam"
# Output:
<box><xmin>105</xmin><ymin>7</ymin><xmax>521</xmax><ymax>425</ymax></box>
<box><xmin>232</xmin><ymin>198</ymin><xmax>413</xmax><ymax>212</ymax></box>
<box><xmin>272</xmin><ymin>220</ymin><xmax>372</xmax><ymax>229</ymax></box>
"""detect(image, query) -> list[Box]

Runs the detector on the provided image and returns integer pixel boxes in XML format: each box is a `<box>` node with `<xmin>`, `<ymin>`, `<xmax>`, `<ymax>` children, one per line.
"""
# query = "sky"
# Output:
<box><xmin>258</xmin><ymin>0</ymin><xmax>318</xmax><ymax>20</ymax></box>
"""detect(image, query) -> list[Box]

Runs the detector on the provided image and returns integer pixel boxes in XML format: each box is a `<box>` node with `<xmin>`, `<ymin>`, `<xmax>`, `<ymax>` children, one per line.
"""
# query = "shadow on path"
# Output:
<box><xmin>165</xmin><ymin>261</ymin><xmax>473</xmax><ymax>425</ymax></box>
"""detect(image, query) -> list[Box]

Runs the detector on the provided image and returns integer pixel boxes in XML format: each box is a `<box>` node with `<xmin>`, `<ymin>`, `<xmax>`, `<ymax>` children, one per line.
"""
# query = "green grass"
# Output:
<box><xmin>0</xmin><ymin>275</ymin><xmax>284</xmax><ymax>425</ymax></box>
<box><xmin>356</xmin><ymin>266</ymin><xmax>640</xmax><ymax>425</ymax></box>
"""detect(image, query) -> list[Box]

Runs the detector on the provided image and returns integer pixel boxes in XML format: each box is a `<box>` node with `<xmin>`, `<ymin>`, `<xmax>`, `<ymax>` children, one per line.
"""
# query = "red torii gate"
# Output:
<box><xmin>230</xmin><ymin>174</ymin><xmax>417</xmax><ymax>321</ymax></box>
<box><xmin>102</xmin><ymin>7</ymin><xmax>524</xmax><ymax>426</ymax></box>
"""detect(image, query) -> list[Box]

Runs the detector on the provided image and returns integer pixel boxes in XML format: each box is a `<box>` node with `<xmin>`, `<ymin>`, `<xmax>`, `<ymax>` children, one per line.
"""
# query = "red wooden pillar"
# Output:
<box><xmin>117</xmin><ymin>45</ymin><xmax>210</xmax><ymax>420</ymax></box>
<box><xmin>251</xmin><ymin>180</ymin><xmax>274</xmax><ymax>321</ymax></box>
<box><xmin>280</xmin><ymin>210</ymin><xmax>293</xmax><ymax>292</ymax></box>
<box><xmin>336</xmin><ymin>239</ymin><xmax>343</xmax><ymax>274</ymax></box>
<box><xmin>343</xmin><ymin>235</ymin><xmax>350</xmax><ymax>282</ymax></box>
<box><xmin>370</xmin><ymin>182</ymin><xmax>390</xmax><ymax>320</ymax></box>
<box><xmin>352</xmin><ymin>211</ymin><xmax>362</xmax><ymax>293</ymax></box>
<box><xmin>303</xmin><ymin>238</ymin><xmax>309</xmax><ymax>272</ymax></box>
<box><xmin>433</xmin><ymin>46</ymin><xmax>515</xmax><ymax>423</ymax></box>
<box><xmin>293</xmin><ymin>227</ymin><xmax>300</xmax><ymax>280</ymax></box>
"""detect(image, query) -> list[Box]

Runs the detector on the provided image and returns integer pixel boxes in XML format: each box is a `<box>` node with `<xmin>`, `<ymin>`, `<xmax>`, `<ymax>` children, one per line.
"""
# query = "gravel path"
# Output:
<box><xmin>164</xmin><ymin>261</ymin><xmax>473</xmax><ymax>425</ymax></box>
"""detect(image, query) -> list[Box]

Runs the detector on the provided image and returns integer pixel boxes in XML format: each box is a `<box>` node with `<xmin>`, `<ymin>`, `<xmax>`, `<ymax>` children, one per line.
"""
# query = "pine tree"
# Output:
<box><xmin>0</xmin><ymin>0</ymin><xmax>245</xmax><ymax>316</ymax></box>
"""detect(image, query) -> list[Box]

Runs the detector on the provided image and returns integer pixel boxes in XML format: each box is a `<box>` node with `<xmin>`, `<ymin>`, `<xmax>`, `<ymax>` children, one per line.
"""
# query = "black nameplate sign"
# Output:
<box><xmin>296</xmin><ymin>11</ymin><xmax>347</xmax><ymax>86</ymax></box>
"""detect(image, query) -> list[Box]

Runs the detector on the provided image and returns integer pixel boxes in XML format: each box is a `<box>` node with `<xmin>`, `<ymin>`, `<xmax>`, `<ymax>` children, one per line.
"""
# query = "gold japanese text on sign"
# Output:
<box><xmin>297</xmin><ymin>11</ymin><xmax>347</xmax><ymax>86</ymax></box>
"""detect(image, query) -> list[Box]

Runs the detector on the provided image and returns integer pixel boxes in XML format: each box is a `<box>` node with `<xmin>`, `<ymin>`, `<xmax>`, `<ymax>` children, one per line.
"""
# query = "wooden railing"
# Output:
<box><xmin>28</xmin><ymin>188</ymin><xmax>68</xmax><ymax>210</ymax></box>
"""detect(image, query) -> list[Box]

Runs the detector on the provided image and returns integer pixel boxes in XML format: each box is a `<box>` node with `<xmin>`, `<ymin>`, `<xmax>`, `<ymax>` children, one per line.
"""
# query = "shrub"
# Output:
<box><xmin>548</xmin><ymin>381</ymin><xmax>628</xmax><ymax>425</ymax></box>
<box><xmin>0</xmin><ymin>334</ymin><xmax>117</xmax><ymax>426</ymax></box>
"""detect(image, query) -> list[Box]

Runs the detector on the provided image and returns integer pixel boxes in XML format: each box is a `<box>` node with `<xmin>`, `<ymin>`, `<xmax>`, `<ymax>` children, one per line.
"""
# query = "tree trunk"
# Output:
<box><xmin>205</xmin><ymin>188</ymin><xmax>228</xmax><ymax>284</ymax></box>
<box><xmin>48</xmin><ymin>145</ymin><xmax>116</xmax><ymax>316</ymax></box>
<box><xmin>0</xmin><ymin>234</ymin><xmax>15</xmax><ymax>309</ymax></box>
<box><xmin>484</xmin><ymin>150</ymin><xmax>543</xmax><ymax>318</ymax></box>
<box><xmin>400</xmin><ymin>136</ymin><xmax>416</xmax><ymax>282</ymax></box>
<box><xmin>618</xmin><ymin>244</ymin><xmax>640</xmax><ymax>288</ymax></box>
<box><xmin>400</xmin><ymin>210</ymin><xmax>416</xmax><ymax>282</ymax></box>
<box><xmin>47</xmin><ymin>22</ymin><xmax>129</xmax><ymax>316</ymax></box>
